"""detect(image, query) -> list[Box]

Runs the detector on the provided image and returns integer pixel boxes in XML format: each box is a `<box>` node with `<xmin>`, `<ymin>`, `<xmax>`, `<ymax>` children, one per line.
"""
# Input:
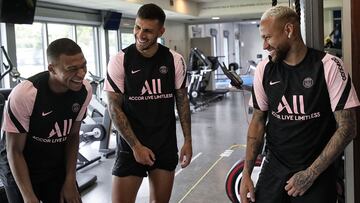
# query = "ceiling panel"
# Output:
<box><xmin>37</xmin><ymin>0</ymin><xmax>343</xmax><ymax>23</ymax></box>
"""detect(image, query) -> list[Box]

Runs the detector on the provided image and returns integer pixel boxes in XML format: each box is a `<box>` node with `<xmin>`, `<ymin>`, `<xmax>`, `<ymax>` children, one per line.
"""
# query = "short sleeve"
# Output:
<box><xmin>322</xmin><ymin>54</ymin><xmax>360</xmax><ymax>111</ymax></box>
<box><xmin>249</xmin><ymin>59</ymin><xmax>270</xmax><ymax>111</ymax></box>
<box><xmin>2</xmin><ymin>81</ymin><xmax>36</xmax><ymax>133</ymax></box>
<box><xmin>104</xmin><ymin>51</ymin><xmax>125</xmax><ymax>93</ymax></box>
<box><xmin>170</xmin><ymin>50</ymin><xmax>188</xmax><ymax>89</ymax></box>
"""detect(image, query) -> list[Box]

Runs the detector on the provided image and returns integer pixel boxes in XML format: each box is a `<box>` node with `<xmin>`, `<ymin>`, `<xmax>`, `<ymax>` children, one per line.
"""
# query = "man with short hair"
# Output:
<box><xmin>104</xmin><ymin>3</ymin><xmax>192</xmax><ymax>203</ymax></box>
<box><xmin>240</xmin><ymin>6</ymin><xmax>359</xmax><ymax>203</ymax></box>
<box><xmin>0</xmin><ymin>38</ymin><xmax>91</xmax><ymax>203</ymax></box>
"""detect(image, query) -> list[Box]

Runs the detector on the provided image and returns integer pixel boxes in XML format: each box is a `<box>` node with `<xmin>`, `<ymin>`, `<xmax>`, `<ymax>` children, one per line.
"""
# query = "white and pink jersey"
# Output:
<box><xmin>250</xmin><ymin>48</ymin><xmax>359</xmax><ymax>169</ymax></box>
<box><xmin>104</xmin><ymin>44</ymin><xmax>187</xmax><ymax>154</ymax></box>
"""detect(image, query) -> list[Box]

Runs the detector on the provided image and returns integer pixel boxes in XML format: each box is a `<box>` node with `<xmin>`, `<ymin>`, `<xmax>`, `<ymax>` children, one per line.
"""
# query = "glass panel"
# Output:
<box><xmin>234</xmin><ymin>39</ymin><xmax>240</xmax><ymax>68</ymax></box>
<box><xmin>223</xmin><ymin>37</ymin><xmax>229</xmax><ymax>65</ymax></box>
<box><xmin>212</xmin><ymin>36</ymin><xmax>217</xmax><ymax>56</ymax></box>
<box><xmin>332</xmin><ymin>10</ymin><xmax>342</xmax><ymax>49</ymax></box>
<box><xmin>324</xmin><ymin>0</ymin><xmax>343</xmax><ymax>57</ymax></box>
<box><xmin>48</xmin><ymin>23</ymin><xmax>74</xmax><ymax>43</ymax></box>
<box><xmin>108</xmin><ymin>30</ymin><xmax>118</xmax><ymax>58</ymax></box>
<box><xmin>121</xmin><ymin>32</ymin><xmax>134</xmax><ymax>49</ymax></box>
<box><xmin>15</xmin><ymin>23</ymin><xmax>45</xmax><ymax>78</ymax></box>
<box><xmin>76</xmin><ymin>25</ymin><xmax>96</xmax><ymax>75</ymax></box>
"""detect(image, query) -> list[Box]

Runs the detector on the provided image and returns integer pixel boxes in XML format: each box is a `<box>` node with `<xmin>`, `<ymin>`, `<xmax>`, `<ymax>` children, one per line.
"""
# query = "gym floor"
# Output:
<box><xmin>78</xmin><ymin>90</ymin><xmax>251</xmax><ymax>203</ymax></box>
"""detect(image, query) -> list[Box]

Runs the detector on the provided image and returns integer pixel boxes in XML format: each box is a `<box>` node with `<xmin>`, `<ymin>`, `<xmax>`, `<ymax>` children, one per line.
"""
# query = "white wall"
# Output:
<box><xmin>239</xmin><ymin>23</ymin><xmax>266</xmax><ymax>71</ymax></box>
<box><xmin>220</xmin><ymin>23</ymin><xmax>236</xmax><ymax>64</ymax></box>
<box><xmin>163</xmin><ymin>20</ymin><xmax>188</xmax><ymax>61</ymax></box>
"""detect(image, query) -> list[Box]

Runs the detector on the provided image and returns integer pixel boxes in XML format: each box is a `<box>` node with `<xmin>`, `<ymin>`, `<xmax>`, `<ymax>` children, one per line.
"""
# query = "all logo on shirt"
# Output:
<box><xmin>271</xmin><ymin>95</ymin><xmax>320</xmax><ymax>121</ymax></box>
<box><xmin>277</xmin><ymin>95</ymin><xmax>305</xmax><ymax>114</ymax></box>
<box><xmin>141</xmin><ymin>79</ymin><xmax>162</xmax><ymax>95</ymax></box>
<box><xmin>32</xmin><ymin>119</ymin><xmax>73</xmax><ymax>143</ymax></box>
<box><xmin>128</xmin><ymin>78</ymin><xmax>173</xmax><ymax>101</ymax></box>
<box><xmin>48</xmin><ymin>119</ymin><xmax>73</xmax><ymax>138</ymax></box>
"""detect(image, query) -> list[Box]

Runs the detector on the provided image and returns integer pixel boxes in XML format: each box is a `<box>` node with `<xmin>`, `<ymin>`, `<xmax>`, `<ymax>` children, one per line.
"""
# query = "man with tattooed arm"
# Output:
<box><xmin>104</xmin><ymin>3</ymin><xmax>192</xmax><ymax>203</ymax></box>
<box><xmin>240</xmin><ymin>6</ymin><xmax>359</xmax><ymax>203</ymax></box>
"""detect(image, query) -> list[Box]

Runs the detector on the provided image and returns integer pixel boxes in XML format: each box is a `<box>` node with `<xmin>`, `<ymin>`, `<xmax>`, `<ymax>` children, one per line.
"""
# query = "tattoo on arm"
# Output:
<box><xmin>107</xmin><ymin>92</ymin><xmax>139</xmax><ymax>148</ymax></box>
<box><xmin>244</xmin><ymin>109</ymin><xmax>267</xmax><ymax>174</ymax></box>
<box><xmin>175</xmin><ymin>88</ymin><xmax>191</xmax><ymax>141</ymax></box>
<box><xmin>309</xmin><ymin>108</ymin><xmax>356</xmax><ymax>177</ymax></box>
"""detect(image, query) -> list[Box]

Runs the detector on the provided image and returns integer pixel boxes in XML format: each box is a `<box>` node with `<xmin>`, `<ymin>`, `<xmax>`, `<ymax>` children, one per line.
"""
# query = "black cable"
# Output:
<box><xmin>272</xmin><ymin>0</ymin><xmax>277</xmax><ymax>6</ymax></box>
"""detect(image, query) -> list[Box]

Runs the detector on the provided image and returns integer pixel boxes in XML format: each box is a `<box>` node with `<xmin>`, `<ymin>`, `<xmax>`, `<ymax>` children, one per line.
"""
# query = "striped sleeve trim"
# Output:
<box><xmin>170</xmin><ymin>49</ymin><xmax>188</xmax><ymax>89</ymax></box>
<box><xmin>251</xmin><ymin>87</ymin><xmax>260</xmax><ymax>110</ymax></box>
<box><xmin>335</xmin><ymin>75</ymin><xmax>352</xmax><ymax>111</ymax></box>
<box><xmin>76</xmin><ymin>80</ymin><xmax>93</xmax><ymax>121</ymax></box>
<box><xmin>107</xmin><ymin>72</ymin><xmax>122</xmax><ymax>93</ymax></box>
<box><xmin>180</xmin><ymin>75</ymin><xmax>187</xmax><ymax>89</ymax></box>
<box><xmin>7</xmin><ymin>99</ymin><xmax>26</xmax><ymax>133</ymax></box>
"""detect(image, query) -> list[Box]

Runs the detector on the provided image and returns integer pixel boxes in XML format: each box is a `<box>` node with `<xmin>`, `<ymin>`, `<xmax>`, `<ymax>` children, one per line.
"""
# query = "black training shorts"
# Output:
<box><xmin>112</xmin><ymin>150</ymin><xmax>178</xmax><ymax>177</ymax></box>
<box><xmin>255</xmin><ymin>153</ymin><xmax>337</xmax><ymax>203</ymax></box>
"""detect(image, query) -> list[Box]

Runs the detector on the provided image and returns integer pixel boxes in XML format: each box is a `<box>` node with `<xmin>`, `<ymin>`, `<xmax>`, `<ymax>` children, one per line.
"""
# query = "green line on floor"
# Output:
<box><xmin>178</xmin><ymin>144</ymin><xmax>245</xmax><ymax>203</ymax></box>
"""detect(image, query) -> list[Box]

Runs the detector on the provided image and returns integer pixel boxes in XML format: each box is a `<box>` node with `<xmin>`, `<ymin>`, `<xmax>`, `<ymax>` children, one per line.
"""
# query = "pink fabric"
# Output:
<box><xmin>2</xmin><ymin>81</ymin><xmax>37</xmax><ymax>133</ymax></box>
<box><xmin>76</xmin><ymin>79</ymin><xmax>92</xmax><ymax>121</ymax></box>
<box><xmin>104</xmin><ymin>51</ymin><xmax>125</xmax><ymax>93</ymax></box>
<box><xmin>322</xmin><ymin>54</ymin><xmax>360</xmax><ymax>111</ymax></box>
<box><xmin>170</xmin><ymin>50</ymin><xmax>188</xmax><ymax>89</ymax></box>
<box><xmin>249</xmin><ymin>58</ymin><xmax>270</xmax><ymax>111</ymax></box>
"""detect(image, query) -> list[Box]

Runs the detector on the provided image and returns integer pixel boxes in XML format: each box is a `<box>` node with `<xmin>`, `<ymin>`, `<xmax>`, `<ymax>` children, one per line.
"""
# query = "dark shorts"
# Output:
<box><xmin>112</xmin><ymin>150</ymin><xmax>178</xmax><ymax>177</ymax></box>
<box><xmin>255</xmin><ymin>154</ymin><xmax>337</xmax><ymax>203</ymax></box>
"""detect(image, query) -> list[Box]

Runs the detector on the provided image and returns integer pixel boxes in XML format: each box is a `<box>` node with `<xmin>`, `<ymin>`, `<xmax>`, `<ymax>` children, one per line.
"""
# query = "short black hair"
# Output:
<box><xmin>47</xmin><ymin>38</ymin><xmax>82</xmax><ymax>63</ymax></box>
<box><xmin>137</xmin><ymin>3</ymin><xmax>166</xmax><ymax>26</ymax></box>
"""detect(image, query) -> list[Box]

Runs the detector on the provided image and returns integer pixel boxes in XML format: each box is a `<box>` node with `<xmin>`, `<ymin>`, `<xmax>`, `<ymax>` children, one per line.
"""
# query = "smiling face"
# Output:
<box><xmin>134</xmin><ymin>17</ymin><xmax>165</xmax><ymax>54</ymax></box>
<box><xmin>49</xmin><ymin>52</ymin><xmax>87</xmax><ymax>93</ymax></box>
<box><xmin>260</xmin><ymin>17</ymin><xmax>291</xmax><ymax>63</ymax></box>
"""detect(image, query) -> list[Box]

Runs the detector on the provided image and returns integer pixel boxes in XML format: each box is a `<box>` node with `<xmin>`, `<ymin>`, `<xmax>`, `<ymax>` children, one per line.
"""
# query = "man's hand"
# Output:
<box><xmin>240</xmin><ymin>173</ymin><xmax>255</xmax><ymax>203</ymax></box>
<box><xmin>23</xmin><ymin>195</ymin><xmax>40</xmax><ymax>203</ymax></box>
<box><xmin>285</xmin><ymin>168</ymin><xmax>317</xmax><ymax>197</ymax></box>
<box><xmin>60</xmin><ymin>179</ymin><xmax>81</xmax><ymax>203</ymax></box>
<box><xmin>132</xmin><ymin>144</ymin><xmax>156</xmax><ymax>166</ymax></box>
<box><xmin>179</xmin><ymin>140</ymin><xmax>192</xmax><ymax>168</ymax></box>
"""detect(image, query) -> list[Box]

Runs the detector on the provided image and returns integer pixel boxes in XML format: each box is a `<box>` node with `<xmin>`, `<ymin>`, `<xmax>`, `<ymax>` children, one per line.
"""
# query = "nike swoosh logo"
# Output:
<box><xmin>269</xmin><ymin>81</ymin><xmax>281</xmax><ymax>85</ymax></box>
<box><xmin>131</xmin><ymin>69</ymin><xmax>141</xmax><ymax>74</ymax></box>
<box><xmin>42</xmin><ymin>111</ymin><xmax>53</xmax><ymax>116</ymax></box>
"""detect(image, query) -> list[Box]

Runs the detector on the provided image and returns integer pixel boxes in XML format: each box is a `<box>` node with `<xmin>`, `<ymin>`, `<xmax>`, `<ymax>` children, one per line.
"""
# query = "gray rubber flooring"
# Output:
<box><xmin>79</xmin><ymin>90</ymin><xmax>252</xmax><ymax>203</ymax></box>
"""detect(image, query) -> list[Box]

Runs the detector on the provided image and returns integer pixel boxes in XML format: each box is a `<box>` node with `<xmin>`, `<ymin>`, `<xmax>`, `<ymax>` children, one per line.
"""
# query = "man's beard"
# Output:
<box><xmin>270</xmin><ymin>47</ymin><xmax>287</xmax><ymax>63</ymax></box>
<box><xmin>136</xmin><ymin>38</ymin><xmax>157</xmax><ymax>51</ymax></box>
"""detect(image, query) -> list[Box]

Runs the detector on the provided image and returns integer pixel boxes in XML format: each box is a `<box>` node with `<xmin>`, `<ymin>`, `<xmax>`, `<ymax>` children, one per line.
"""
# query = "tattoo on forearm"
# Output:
<box><xmin>175</xmin><ymin>89</ymin><xmax>191</xmax><ymax>140</ymax></box>
<box><xmin>244</xmin><ymin>109</ymin><xmax>267</xmax><ymax>174</ymax></box>
<box><xmin>107</xmin><ymin>92</ymin><xmax>138</xmax><ymax>147</ymax></box>
<box><xmin>310</xmin><ymin>109</ymin><xmax>356</xmax><ymax>176</ymax></box>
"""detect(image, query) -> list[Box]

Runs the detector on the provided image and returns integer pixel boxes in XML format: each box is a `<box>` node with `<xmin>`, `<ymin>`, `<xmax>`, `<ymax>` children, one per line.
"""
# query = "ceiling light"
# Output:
<box><xmin>212</xmin><ymin>17</ymin><xmax>220</xmax><ymax>20</ymax></box>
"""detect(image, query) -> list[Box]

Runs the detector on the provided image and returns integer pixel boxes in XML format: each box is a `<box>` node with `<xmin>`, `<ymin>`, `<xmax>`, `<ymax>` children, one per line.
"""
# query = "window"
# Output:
<box><xmin>332</xmin><ymin>10</ymin><xmax>342</xmax><ymax>49</ymax></box>
<box><xmin>234</xmin><ymin>39</ymin><xmax>240</xmax><ymax>67</ymax></box>
<box><xmin>108</xmin><ymin>30</ymin><xmax>119</xmax><ymax>58</ymax></box>
<box><xmin>15</xmin><ymin>23</ymin><xmax>45</xmax><ymax>78</ymax></box>
<box><xmin>223</xmin><ymin>36</ymin><xmax>229</xmax><ymax>65</ymax></box>
<box><xmin>76</xmin><ymin>26</ymin><xmax>97</xmax><ymax>75</ymax></box>
<box><xmin>212</xmin><ymin>36</ymin><xmax>217</xmax><ymax>56</ymax></box>
<box><xmin>48</xmin><ymin>23</ymin><xmax>74</xmax><ymax>43</ymax></box>
<box><xmin>121</xmin><ymin>32</ymin><xmax>134</xmax><ymax>49</ymax></box>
